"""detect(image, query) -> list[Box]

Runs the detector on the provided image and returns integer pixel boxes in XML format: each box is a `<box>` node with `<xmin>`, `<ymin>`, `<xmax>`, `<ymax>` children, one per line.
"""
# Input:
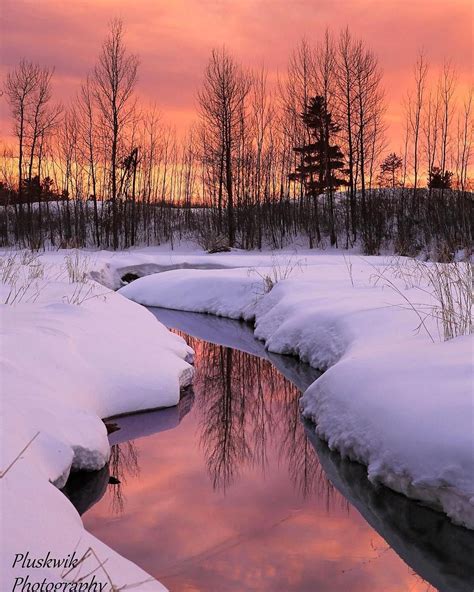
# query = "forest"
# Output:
<box><xmin>1</xmin><ymin>21</ymin><xmax>472</xmax><ymax>258</ymax></box>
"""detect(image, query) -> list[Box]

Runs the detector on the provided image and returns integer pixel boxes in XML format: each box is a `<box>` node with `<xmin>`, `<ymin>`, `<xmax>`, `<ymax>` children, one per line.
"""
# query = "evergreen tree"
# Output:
<box><xmin>289</xmin><ymin>96</ymin><xmax>346</xmax><ymax>245</ymax></box>
<box><xmin>290</xmin><ymin>96</ymin><xmax>346</xmax><ymax>195</ymax></box>
<box><xmin>428</xmin><ymin>167</ymin><xmax>453</xmax><ymax>190</ymax></box>
<box><xmin>379</xmin><ymin>152</ymin><xmax>403</xmax><ymax>188</ymax></box>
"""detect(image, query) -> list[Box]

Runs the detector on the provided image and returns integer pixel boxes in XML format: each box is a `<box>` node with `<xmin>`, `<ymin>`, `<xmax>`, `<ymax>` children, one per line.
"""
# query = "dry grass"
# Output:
<box><xmin>64</xmin><ymin>250</ymin><xmax>90</xmax><ymax>283</ymax></box>
<box><xmin>342</xmin><ymin>254</ymin><xmax>355</xmax><ymax>287</ymax></box>
<box><xmin>0</xmin><ymin>251</ymin><xmax>47</xmax><ymax>304</ymax></box>
<box><xmin>249</xmin><ymin>252</ymin><xmax>305</xmax><ymax>296</ymax></box>
<box><xmin>419</xmin><ymin>260</ymin><xmax>472</xmax><ymax>341</ymax></box>
<box><xmin>370</xmin><ymin>256</ymin><xmax>472</xmax><ymax>342</ymax></box>
<box><xmin>61</xmin><ymin>250</ymin><xmax>111</xmax><ymax>305</ymax></box>
<box><xmin>0</xmin><ymin>250</ymin><xmax>108</xmax><ymax>306</ymax></box>
<box><xmin>61</xmin><ymin>543</ymin><xmax>154</xmax><ymax>591</ymax></box>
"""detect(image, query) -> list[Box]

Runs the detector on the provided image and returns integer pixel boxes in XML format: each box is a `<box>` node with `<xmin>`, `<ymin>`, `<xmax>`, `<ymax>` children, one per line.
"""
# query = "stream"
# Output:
<box><xmin>63</xmin><ymin>308</ymin><xmax>474</xmax><ymax>592</ymax></box>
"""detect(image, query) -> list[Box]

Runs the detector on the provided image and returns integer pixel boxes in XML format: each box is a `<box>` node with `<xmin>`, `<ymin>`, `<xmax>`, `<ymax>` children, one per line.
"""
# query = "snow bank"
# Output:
<box><xmin>119</xmin><ymin>268</ymin><xmax>261</xmax><ymax>320</ymax></box>
<box><xmin>1</xmin><ymin>261</ymin><xmax>193</xmax><ymax>591</ymax></box>
<box><xmin>2</xmin><ymin>246</ymin><xmax>472</xmax><ymax>592</ymax></box>
<box><xmin>307</xmin><ymin>430</ymin><xmax>474</xmax><ymax>592</ymax></box>
<box><xmin>117</xmin><ymin>256</ymin><xmax>474</xmax><ymax>529</ymax></box>
<box><xmin>301</xmin><ymin>336</ymin><xmax>474</xmax><ymax>528</ymax></box>
<box><xmin>76</xmin><ymin>245</ymin><xmax>283</xmax><ymax>290</ymax></box>
<box><xmin>40</xmin><ymin>244</ymin><xmax>316</xmax><ymax>290</ymax></box>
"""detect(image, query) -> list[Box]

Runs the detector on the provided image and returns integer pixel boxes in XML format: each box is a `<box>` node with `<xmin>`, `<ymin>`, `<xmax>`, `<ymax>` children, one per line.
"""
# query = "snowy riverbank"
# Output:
<box><xmin>115</xmin><ymin>248</ymin><xmax>473</xmax><ymax>530</ymax></box>
<box><xmin>1</xmin><ymin>246</ymin><xmax>472</xmax><ymax>592</ymax></box>
<box><xmin>1</xmin><ymin>252</ymin><xmax>193</xmax><ymax>591</ymax></box>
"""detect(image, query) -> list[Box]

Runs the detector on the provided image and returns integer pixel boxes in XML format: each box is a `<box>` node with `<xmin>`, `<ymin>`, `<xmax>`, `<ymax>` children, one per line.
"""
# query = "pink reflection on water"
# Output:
<box><xmin>83</xmin><ymin>335</ymin><xmax>432</xmax><ymax>592</ymax></box>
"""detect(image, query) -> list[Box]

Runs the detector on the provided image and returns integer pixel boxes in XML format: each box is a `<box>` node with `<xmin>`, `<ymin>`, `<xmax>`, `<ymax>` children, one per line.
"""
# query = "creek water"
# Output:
<box><xmin>64</xmin><ymin>308</ymin><xmax>474</xmax><ymax>592</ymax></box>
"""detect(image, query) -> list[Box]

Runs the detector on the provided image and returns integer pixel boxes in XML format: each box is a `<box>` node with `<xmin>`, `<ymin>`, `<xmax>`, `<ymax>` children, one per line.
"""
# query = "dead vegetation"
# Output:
<box><xmin>370</xmin><ymin>256</ymin><xmax>472</xmax><ymax>342</ymax></box>
<box><xmin>249</xmin><ymin>252</ymin><xmax>305</xmax><ymax>296</ymax></box>
<box><xmin>0</xmin><ymin>250</ymin><xmax>108</xmax><ymax>306</ymax></box>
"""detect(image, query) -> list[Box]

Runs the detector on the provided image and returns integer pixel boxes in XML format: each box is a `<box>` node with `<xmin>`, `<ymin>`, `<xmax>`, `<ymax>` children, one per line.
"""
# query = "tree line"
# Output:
<box><xmin>1</xmin><ymin>21</ymin><xmax>472</xmax><ymax>258</ymax></box>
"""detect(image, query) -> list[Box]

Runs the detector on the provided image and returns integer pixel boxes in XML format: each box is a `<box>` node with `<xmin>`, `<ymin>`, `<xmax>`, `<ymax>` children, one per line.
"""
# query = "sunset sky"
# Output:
<box><xmin>1</xmin><ymin>0</ymin><xmax>472</xmax><ymax>151</ymax></box>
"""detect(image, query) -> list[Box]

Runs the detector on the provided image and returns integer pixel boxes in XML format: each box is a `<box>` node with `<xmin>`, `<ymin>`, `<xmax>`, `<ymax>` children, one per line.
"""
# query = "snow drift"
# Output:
<box><xmin>1</xmin><ymin>266</ymin><xmax>193</xmax><ymax>592</ymax></box>
<box><xmin>118</xmin><ymin>256</ymin><xmax>474</xmax><ymax>529</ymax></box>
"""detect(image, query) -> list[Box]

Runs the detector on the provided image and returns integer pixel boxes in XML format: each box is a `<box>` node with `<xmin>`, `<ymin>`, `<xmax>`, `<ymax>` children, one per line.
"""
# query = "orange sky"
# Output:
<box><xmin>0</xmin><ymin>0</ymin><xmax>472</xmax><ymax>152</ymax></box>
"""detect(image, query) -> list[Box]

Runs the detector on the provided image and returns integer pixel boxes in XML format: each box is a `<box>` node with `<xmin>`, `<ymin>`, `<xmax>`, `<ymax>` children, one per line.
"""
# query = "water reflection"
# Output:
<box><xmin>195</xmin><ymin>341</ymin><xmax>269</xmax><ymax>487</ymax></box>
<box><xmin>107</xmin><ymin>442</ymin><xmax>140</xmax><ymax>513</ymax></box>
<box><xmin>63</xmin><ymin>311</ymin><xmax>474</xmax><ymax>592</ymax></box>
<box><xmin>62</xmin><ymin>465</ymin><xmax>110</xmax><ymax>516</ymax></box>
<box><xmin>63</xmin><ymin>393</ymin><xmax>194</xmax><ymax>516</ymax></box>
<box><xmin>306</xmin><ymin>426</ymin><xmax>474</xmax><ymax>592</ymax></box>
<box><xmin>185</xmin><ymin>333</ymin><xmax>334</xmax><ymax>504</ymax></box>
<box><xmin>148</xmin><ymin>307</ymin><xmax>320</xmax><ymax>392</ymax></box>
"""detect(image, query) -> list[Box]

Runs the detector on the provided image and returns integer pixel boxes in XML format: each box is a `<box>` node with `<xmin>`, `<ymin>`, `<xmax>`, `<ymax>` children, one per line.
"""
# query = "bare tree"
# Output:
<box><xmin>439</xmin><ymin>61</ymin><xmax>456</xmax><ymax>181</ymax></box>
<box><xmin>423</xmin><ymin>84</ymin><xmax>441</xmax><ymax>195</ymax></box>
<box><xmin>458</xmin><ymin>90</ymin><xmax>473</xmax><ymax>248</ymax></box>
<box><xmin>198</xmin><ymin>48</ymin><xmax>251</xmax><ymax>247</ymax></box>
<box><xmin>280</xmin><ymin>39</ymin><xmax>319</xmax><ymax>246</ymax></box>
<box><xmin>455</xmin><ymin>89</ymin><xmax>473</xmax><ymax>192</ymax></box>
<box><xmin>26</xmin><ymin>66</ymin><xmax>61</xmax><ymax>184</ymax></box>
<box><xmin>316</xmin><ymin>29</ymin><xmax>338</xmax><ymax>245</ymax></box>
<box><xmin>352</xmin><ymin>40</ymin><xmax>386</xmax><ymax>253</ymax></box>
<box><xmin>77</xmin><ymin>75</ymin><xmax>101</xmax><ymax>245</ymax></box>
<box><xmin>406</xmin><ymin>51</ymin><xmax>428</xmax><ymax>210</ymax></box>
<box><xmin>249</xmin><ymin>65</ymin><xmax>273</xmax><ymax>248</ymax></box>
<box><xmin>92</xmin><ymin>19</ymin><xmax>139</xmax><ymax>249</ymax></box>
<box><xmin>4</xmin><ymin>60</ymin><xmax>41</xmax><ymax>241</ymax></box>
<box><xmin>336</xmin><ymin>28</ymin><xmax>359</xmax><ymax>243</ymax></box>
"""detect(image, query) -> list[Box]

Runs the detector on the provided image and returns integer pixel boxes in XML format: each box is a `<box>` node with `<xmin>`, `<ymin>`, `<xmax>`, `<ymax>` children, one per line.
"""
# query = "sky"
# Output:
<box><xmin>0</xmin><ymin>0</ymin><xmax>472</xmax><ymax>151</ymax></box>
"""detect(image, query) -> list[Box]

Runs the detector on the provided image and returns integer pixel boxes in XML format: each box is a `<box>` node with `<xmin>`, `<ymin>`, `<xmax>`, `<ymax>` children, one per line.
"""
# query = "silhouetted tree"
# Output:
<box><xmin>428</xmin><ymin>167</ymin><xmax>453</xmax><ymax>190</ymax></box>
<box><xmin>290</xmin><ymin>96</ymin><xmax>346</xmax><ymax>244</ymax></box>
<box><xmin>336</xmin><ymin>28</ymin><xmax>359</xmax><ymax>243</ymax></box>
<box><xmin>198</xmin><ymin>48</ymin><xmax>251</xmax><ymax>247</ymax></box>
<box><xmin>4</xmin><ymin>60</ymin><xmax>59</xmax><ymax>243</ymax></box>
<box><xmin>405</xmin><ymin>52</ymin><xmax>428</xmax><ymax>208</ymax></box>
<box><xmin>92</xmin><ymin>19</ymin><xmax>138</xmax><ymax>250</ymax></box>
<box><xmin>379</xmin><ymin>152</ymin><xmax>403</xmax><ymax>188</ymax></box>
<box><xmin>0</xmin><ymin>26</ymin><xmax>471</xmax><ymax>258</ymax></box>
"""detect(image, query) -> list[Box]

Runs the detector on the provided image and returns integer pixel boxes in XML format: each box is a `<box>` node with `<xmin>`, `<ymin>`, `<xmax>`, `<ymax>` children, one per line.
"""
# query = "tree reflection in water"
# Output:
<box><xmin>66</xmin><ymin>319</ymin><xmax>474</xmax><ymax>592</ymax></box>
<box><xmin>106</xmin><ymin>331</ymin><xmax>337</xmax><ymax>505</ymax></box>
<box><xmin>176</xmin><ymin>331</ymin><xmax>338</xmax><ymax>505</ymax></box>
<box><xmin>108</xmin><ymin>441</ymin><xmax>140</xmax><ymax>513</ymax></box>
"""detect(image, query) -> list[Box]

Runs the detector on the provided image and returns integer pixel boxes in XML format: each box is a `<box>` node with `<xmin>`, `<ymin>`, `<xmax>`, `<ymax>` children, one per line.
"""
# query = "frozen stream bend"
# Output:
<box><xmin>1</xmin><ymin>248</ymin><xmax>471</xmax><ymax>592</ymax></box>
<box><xmin>115</xmin><ymin>257</ymin><xmax>474</xmax><ymax>531</ymax></box>
<box><xmin>67</xmin><ymin>308</ymin><xmax>474</xmax><ymax>592</ymax></box>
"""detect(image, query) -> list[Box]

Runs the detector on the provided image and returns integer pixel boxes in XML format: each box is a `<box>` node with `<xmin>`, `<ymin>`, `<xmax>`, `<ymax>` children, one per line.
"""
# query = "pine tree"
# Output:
<box><xmin>379</xmin><ymin>152</ymin><xmax>403</xmax><ymax>188</ymax></box>
<box><xmin>290</xmin><ymin>96</ymin><xmax>346</xmax><ymax>194</ymax></box>
<box><xmin>289</xmin><ymin>96</ymin><xmax>346</xmax><ymax>245</ymax></box>
<box><xmin>428</xmin><ymin>166</ymin><xmax>453</xmax><ymax>190</ymax></box>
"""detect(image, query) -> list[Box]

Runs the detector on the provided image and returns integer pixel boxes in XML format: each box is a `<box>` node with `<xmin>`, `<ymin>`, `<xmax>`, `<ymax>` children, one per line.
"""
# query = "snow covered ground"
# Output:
<box><xmin>115</xmin><ymin>249</ymin><xmax>473</xmax><ymax>530</ymax></box>
<box><xmin>1</xmin><ymin>245</ymin><xmax>472</xmax><ymax>592</ymax></box>
<box><xmin>0</xmin><ymin>252</ymin><xmax>193</xmax><ymax>591</ymax></box>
